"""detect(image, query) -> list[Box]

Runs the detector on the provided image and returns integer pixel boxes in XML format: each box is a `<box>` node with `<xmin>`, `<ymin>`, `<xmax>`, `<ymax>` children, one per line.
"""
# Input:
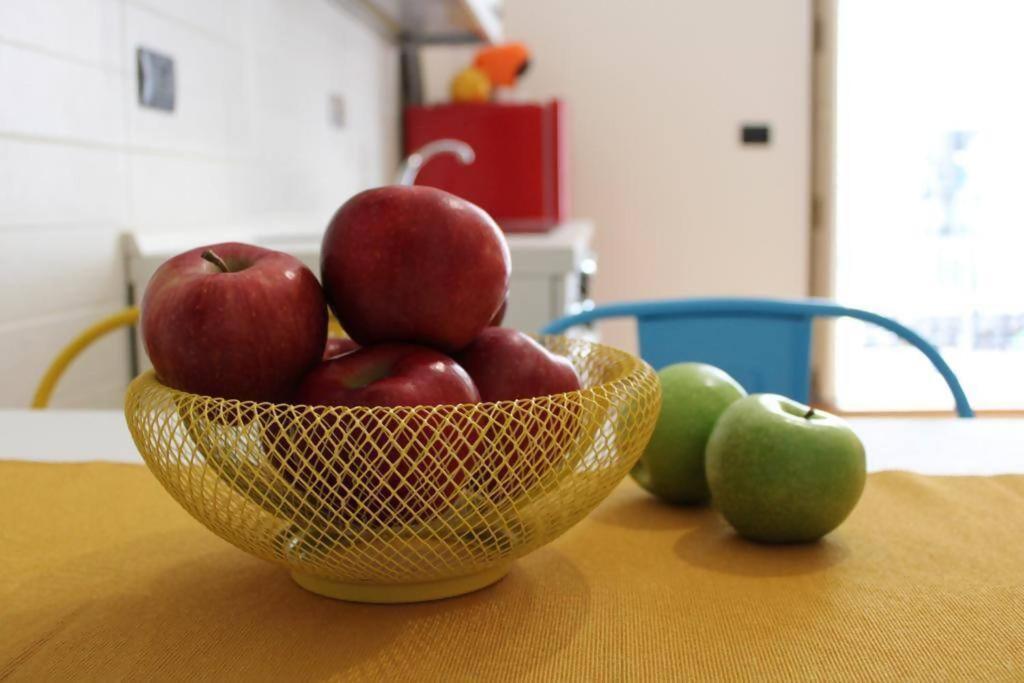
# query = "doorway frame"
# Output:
<box><xmin>809</xmin><ymin>0</ymin><xmax>838</xmax><ymax>408</ymax></box>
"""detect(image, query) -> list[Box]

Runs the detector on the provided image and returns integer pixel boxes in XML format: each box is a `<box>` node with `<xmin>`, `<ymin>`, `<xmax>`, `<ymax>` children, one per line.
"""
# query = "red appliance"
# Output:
<box><xmin>404</xmin><ymin>100</ymin><xmax>569</xmax><ymax>233</ymax></box>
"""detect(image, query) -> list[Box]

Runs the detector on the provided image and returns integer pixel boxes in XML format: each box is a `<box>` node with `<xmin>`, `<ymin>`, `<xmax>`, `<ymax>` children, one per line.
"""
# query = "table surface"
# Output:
<box><xmin>3</xmin><ymin>460</ymin><xmax>1023</xmax><ymax>680</ymax></box>
<box><xmin>2</xmin><ymin>409</ymin><xmax>1021</xmax><ymax>474</ymax></box>
<box><xmin>3</xmin><ymin>411</ymin><xmax>1024</xmax><ymax>679</ymax></box>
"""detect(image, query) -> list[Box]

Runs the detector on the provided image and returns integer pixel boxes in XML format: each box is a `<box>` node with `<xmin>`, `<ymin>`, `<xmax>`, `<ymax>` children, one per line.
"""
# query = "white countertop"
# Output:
<box><xmin>1</xmin><ymin>410</ymin><xmax>1021</xmax><ymax>475</ymax></box>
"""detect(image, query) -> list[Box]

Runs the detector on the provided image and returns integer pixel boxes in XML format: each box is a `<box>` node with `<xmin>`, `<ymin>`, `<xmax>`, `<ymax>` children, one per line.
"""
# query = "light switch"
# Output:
<box><xmin>137</xmin><ymin>47</ymin><xmax>175</xmax><ymax>112</ymax></box>
<box><xmin>741</xmin><ymin>123</ymin><xmax>771</xmax><ymax>145</ymax></box>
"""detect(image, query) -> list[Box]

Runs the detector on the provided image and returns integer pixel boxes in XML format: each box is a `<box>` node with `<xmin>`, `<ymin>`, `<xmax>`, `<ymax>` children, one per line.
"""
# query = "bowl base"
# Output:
<box><xmin>290</xmin><ymin>562</ymin><xmax>512</xmax><ymax>603</ymax></box>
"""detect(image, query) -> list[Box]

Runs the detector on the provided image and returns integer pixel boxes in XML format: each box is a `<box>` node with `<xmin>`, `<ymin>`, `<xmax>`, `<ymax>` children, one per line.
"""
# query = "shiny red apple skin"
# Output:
<box><xmin>454</xmin><ymin>328</ymin><xmax>581</xmax><ymax>402</ymax></box>
<box><xmin>488</xmin><ymin>297</ymin><xmax>508</xmax><ymax>327</ymax></box>
<box><xmin>141</xmin><ymin>242</ymin><xmax>327</xmax><ymax>402</ymax></box>
<box><xmin>323</xmin><ymin>337</ymin><xmax>359</xmax><ymax>360</ymax></box>
<box><xmin>296</xmin><ymin>343</ymin><xmax>480</xmax><ymax>407</ymax></box>
<box><xmin>321</xmin><ymin>186</ymin><xmax>511</xmax><ymax>352</ymax></box>
<box><xmin>455</xmin><ymin>328</ymin><xmax>582</xmax><ymax>498</ymax></box>
<box><xmin>279</xmin><ymin>344</ymin><xmax>481</xmax><ymax>522</ymax></box>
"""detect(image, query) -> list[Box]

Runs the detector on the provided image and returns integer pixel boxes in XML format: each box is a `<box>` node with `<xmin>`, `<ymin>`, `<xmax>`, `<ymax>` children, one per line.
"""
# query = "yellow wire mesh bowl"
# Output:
<box><xmin>124</xmin><ymin>337</ymin><xmax>660</xmax><ymax>603</ymax></box>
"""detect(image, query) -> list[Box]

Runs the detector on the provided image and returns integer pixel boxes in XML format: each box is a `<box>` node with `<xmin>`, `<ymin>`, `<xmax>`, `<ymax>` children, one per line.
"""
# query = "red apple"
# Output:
<box><xmin>488</xmin><ymin>297</ymin><xmax>508</xmax><ymax>327</ymax></box>
<box><xmin>455</xmin><ymin>328</ymin><xmax>580</xmax><ymax>402</ymax></box>
<box><xmin>296</xmin><ymin>343</ymin><xmax>480</xmax><ymax>407</ymax></box>
<box><xmin>454</xmin><ymin>328</ymin><xmax>583</xmax><ymax>498</ymax></box>
<box><xmin>273</xmin><ymin>344</ymin><xmax>481</xmax><ymax>523</ymax></box>
<box><xmin>321</xmin><ymin>186</ymin><xmax>510</xmax><ymax>352</ymax></box>
<box><xmin>323</xmin><ymin>337</ymin><xmax>359</xmax><ymax>360</ymax></box>
<box><xmin>141</xmin><ymin>242</ymin><xmax>326</xmax><ymax>402</ymax></box>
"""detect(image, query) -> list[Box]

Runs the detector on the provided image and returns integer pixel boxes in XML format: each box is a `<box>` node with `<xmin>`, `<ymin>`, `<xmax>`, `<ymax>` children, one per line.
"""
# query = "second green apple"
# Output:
<box><xmin>631</xmin><ymin>362</ymin><xmax>746</xmax><ymax>505</ymax></box>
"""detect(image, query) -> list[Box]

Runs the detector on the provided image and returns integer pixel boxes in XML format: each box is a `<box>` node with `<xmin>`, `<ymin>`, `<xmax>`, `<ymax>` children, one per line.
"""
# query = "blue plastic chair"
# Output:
<box><xmin>542</xmin><ymin>298</ymin><xmax>974</xmax><ymax>418</ymax></box>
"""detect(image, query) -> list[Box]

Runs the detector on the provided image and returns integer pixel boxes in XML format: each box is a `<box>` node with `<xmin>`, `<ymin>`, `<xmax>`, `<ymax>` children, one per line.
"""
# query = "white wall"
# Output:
<box><xmin>423</xmin><ymin>0</ymin><xmax>812</xmax><ymax>351</ymax></box>
<box><xmin>0</xmin><ymin>0</ymin><xmax>398</xmax><ymax>408</ymax></box>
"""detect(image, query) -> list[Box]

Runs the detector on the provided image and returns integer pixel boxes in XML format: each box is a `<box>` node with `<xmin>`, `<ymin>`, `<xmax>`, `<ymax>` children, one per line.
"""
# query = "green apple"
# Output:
<box><xmin>631</xmin><ymin>363</ymin><xmax>746</xmax><ymax>505</ymax></box>
<box><xmin>706</xmin><ymin>394</ymin><xmax>866</xmax><ymax>543</ymax></box>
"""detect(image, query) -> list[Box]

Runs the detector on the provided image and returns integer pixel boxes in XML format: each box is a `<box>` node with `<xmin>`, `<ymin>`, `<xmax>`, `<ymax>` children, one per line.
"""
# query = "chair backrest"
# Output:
<box><xmin>542</xmin><ymin>298</ymin><xmax>974</xmax><ymax>418</ymax></box>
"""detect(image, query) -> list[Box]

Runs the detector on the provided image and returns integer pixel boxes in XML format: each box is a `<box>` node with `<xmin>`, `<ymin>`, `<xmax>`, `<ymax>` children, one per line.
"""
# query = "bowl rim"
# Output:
<box><xmin>127</xmin><ymin>336</ymin><xmax>654</xmax><ymax>415</ymax></box>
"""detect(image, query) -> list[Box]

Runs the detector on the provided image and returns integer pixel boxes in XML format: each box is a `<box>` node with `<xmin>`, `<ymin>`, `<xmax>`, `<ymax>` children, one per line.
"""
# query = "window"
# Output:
<box><xmin>831</xmin><ymin>0</ymin><xmax>1024</xmax><ymax>411</ymax></box>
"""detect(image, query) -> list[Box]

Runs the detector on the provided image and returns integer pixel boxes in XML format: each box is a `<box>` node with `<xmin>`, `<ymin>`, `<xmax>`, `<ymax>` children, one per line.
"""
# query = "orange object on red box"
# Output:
<box><xmin>473</xmin><ymin>42</ymin><xmax>531</xmax><ymax>86</ymax></box>
<box><xmin>404</xmin><ymin>100</ymin><xmax>569</xmax><ymax>233</ymax></box>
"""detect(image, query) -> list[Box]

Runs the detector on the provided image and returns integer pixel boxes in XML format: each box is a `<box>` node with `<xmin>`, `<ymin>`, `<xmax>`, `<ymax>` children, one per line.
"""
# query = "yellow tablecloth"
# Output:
<box><xmin>1</xmin><ymin>461</ymin><xmax>1022</xmax><ymax>681</ymax></box>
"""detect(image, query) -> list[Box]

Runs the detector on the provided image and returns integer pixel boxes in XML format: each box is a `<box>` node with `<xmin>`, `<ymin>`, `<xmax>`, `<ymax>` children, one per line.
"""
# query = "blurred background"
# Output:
<box><xmin>0</xmin><ymin>0</ymin><xmax>1019</xmax><ymax>414</ymax></box>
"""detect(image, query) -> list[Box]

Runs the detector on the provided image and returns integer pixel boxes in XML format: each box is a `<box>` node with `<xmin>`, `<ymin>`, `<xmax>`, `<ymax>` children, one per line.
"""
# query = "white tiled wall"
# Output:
<box><xmin>0</xmin><ymin>0</ymin><xmax>399</xmax><ymax>409</ymax></box>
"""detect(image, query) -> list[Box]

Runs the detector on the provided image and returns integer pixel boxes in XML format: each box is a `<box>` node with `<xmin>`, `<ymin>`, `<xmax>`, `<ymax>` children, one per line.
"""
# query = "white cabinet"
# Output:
<box><xmin>503</xmin><ymin>221</ymin><xmax>594</xmax><ymax>334</ymax></box>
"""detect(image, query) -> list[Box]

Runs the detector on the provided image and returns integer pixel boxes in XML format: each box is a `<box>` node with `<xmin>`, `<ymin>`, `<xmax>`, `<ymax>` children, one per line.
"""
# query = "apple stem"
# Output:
<box><xmin>202</xmin><ymin>249</ymin><xmax>231</xmax><ymax>273</ymax></box>
<box><xmin>804</xmin><ymin>408</ymin><xmax>816</xmax><ymax>419</ymax></box>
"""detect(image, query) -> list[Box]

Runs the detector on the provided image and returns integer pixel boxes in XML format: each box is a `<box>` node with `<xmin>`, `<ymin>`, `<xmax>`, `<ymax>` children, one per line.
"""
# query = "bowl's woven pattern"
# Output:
<box><xmin>125</xmin><ymin>337</ymin><xmax>660</xmax><ymax>585</ymax></box>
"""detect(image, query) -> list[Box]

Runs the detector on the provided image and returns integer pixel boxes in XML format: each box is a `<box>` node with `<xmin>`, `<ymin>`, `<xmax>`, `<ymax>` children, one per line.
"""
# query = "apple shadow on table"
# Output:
<box><xmin>590</xmin><ymin>491</ymin><xmax>705</xmax><ymax>531</ymax></box>
<box><xmin>672</xmin><ymin>513</ymin><xmax>849</xmax><ymax>577</ymax></box>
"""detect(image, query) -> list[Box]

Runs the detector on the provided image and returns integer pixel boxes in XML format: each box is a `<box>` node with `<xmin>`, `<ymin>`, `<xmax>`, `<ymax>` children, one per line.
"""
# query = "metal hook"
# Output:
<box><xmin>395</xmin><ymin>138</ymin><xmax>476</xmax><ymax>185</ymax></box>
